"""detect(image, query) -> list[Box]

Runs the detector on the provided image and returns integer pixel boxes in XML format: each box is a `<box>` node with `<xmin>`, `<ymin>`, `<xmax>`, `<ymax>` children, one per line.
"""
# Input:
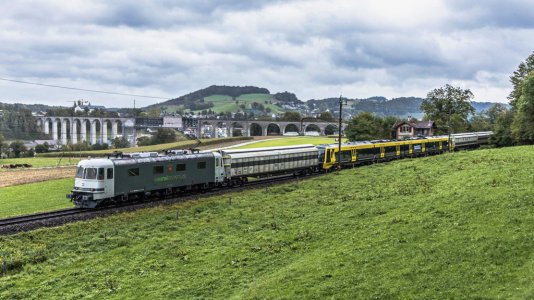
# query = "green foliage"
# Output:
<box><xmin>491</xmin><ymin>110</ymin><xmax>515</xmax><ymax>147</ymax></box>
<box><xmin>511</xmin><ymin>74</ymin><xmax>534</xmax><ymax>144</ymax></box>
<box><xmin>345</xmin><ymin>112</ymin><xmax>394</xmax><ymax>141</ymax></box>
<box><xmin>274</xmin><ymin>91</ymin><xmax>300</xmax><ymax>104</ymax></box>
<box><xmin>318</xmin><ymin>111</ymin><xmax>334</xmax><ymax>122</ymax></box>
<box><xmin>34</xmin><ymin>143</ymin><xmax>49</xmax><ymax>154</ymax></box>
<box><xmin>111</xmin><ymin>137</ymin><xmax>130</xmax><ymax>149</ymax></box>
<box><xmin>0</xmin><ymin>103</ymin><xmax>45</xmax><ymax>140</ymax></box>
<box><xmin>0</xmin><ymin>134</ymin><xmax>6</xmax><ymax>158</ymax></box>
<box><xmin>2</xmin><ymin>147</ymin><xmax>534</xmax><ymax>298</ymax></box>
<box><xmin>152</xmin><ymin>128</ymin><xmax>178</xmax><ymax>144</ymax></box>
<box><xmin>421</xmin><ymin>84</ymin><xmax>475</xmax><ymax>134</ymax></box>
<box><xmin>509</xmin><ymin>51</ymin><xmax>534</xmax><ymax>108</ymax></box>
<box><xmin>468</xmin><ymin>112</ymin><xmax>492</xmax><ymax>132</ymax></box>
<box><xmin>281</xmin><ymin>111</ymin><xmax>301</xmax><ymax>121</ymax></box>
<box><xmin>8</xmin><ymin>141</ymin><xmax>27</xmax><ymax>158</ymax></box>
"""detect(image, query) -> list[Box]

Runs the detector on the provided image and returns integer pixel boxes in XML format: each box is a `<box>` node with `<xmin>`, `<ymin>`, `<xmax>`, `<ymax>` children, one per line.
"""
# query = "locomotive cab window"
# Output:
<box><xmin>76</xmin><ymin>166</ymin><xmax>84</xmax><ymax>178</ymax></box>
<box><xmin>153</xmin><ymin>165</ymin><xmax>164</xmax><ymax>174</ymax></box>
<box><xmin>176</xmin><ymin>164</ymin><xmax>186</xmax><ymax>171</ymax></box>
<box><xmin>98</xmin><ymin>168</ymin><xmax>105</xmax><ymax>180</ymax></box>
<box><xmin>85</xmin><ymin>168</ymin><xmax>97</xmax><ymax>180</ymax></box>
<box><xmin>128</xmin><ymin>168</ymin><xmax>139</xmax><ymax>177</ymax></box>
<box><xmin>197</xmin><ymin>161</ymin><xmax>206</xmax><ymax>169</ymax></box>
<box><xmin>107</xmin><ymin>168</ymin><xmax>113</xmax><ymax>179</ymax></box>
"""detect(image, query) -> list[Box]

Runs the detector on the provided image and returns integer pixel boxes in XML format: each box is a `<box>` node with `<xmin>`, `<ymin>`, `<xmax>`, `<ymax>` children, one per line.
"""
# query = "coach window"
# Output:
<box><xmin>107</xmin><ymin>168</ymin><xmax>113</xmax><ymax>179</ymax></box>
<box><xmin>128</xmin><ymin>168</ymin><xmax>139</xmax><ymax>177</ymax></box>
<box><xmin>153</xmin><ymin>165</ymin><xmax>164</xmax><ymax>174</ymax></box>
<box><xmin>197</xmin><ymin>161</ymin><xmax>206</xmax><ymax>169</ymax></box>
<box><xmin>176</xmin><ymin>164</ymin><xmax>186</xmax><ymax>171</ymax></box>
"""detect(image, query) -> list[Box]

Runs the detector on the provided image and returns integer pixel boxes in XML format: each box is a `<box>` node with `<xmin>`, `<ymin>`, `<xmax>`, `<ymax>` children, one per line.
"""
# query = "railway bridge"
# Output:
<box><xmin>35</xmin><ymin>116</ymin><xmax>136</xmax><ymax>145</ymax></box>
<box><xmin>196</xmin><ymin>119</ymin><xmax>343</xmax><ymax>138</ymax></box>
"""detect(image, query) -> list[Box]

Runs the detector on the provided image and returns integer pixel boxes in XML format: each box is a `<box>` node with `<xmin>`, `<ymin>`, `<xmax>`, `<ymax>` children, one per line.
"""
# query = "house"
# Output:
<box><xmin>393</xmin><ymin>120</ymin><xmax>436</xmax><ymax>139</ymax></box>
<box><xmin>74</xmin><ymin>101</ymin><xmax>106</xmax><ymax>113</ymax></box>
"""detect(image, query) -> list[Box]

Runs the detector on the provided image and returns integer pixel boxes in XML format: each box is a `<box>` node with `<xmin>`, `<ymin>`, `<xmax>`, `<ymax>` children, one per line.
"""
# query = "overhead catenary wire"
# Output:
<box><xmin>0</xmin><ymin>77</ymin><xmax>171</xmax><ymax>100</ymax></box>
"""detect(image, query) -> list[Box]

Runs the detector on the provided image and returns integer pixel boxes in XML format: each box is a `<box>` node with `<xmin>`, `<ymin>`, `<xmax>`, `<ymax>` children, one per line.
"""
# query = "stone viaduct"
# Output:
<box><xmin>35</xmin><ymin>116</ymin><xmax>136</xmax><ymax>145</ymax></box>
<box><xmin>196</xmin><ymin>119</ymin><xmax>343</xmax><ymax>138</ymax></box>
<box><xmin>34</xmin><ymin>116</ymin><xmax>344</xmax><ymax>145</ymax></box>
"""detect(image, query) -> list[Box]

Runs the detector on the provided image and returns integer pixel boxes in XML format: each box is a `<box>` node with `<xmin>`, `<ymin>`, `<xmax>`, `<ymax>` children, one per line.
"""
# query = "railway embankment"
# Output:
<box><xmin>1</xmin><ymin>146</ymin><xmax>534</xmax><ymax>298</ymax></box>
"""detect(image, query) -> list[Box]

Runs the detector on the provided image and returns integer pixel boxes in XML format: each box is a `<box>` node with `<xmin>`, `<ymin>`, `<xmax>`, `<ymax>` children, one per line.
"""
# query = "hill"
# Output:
<box><xmin>307</xmin><ymin>97</ymin><xmax>507</xmax><ymax>118</ymax></box>
<box><xmin>146</xmin><ymin>85</ymin><xmax>304</xmax><ymax>115</ymax></box>
<box><xmin>2</xmin><ymin>146</ymin><xmax>534</xmax><ymax>298</ymax></box>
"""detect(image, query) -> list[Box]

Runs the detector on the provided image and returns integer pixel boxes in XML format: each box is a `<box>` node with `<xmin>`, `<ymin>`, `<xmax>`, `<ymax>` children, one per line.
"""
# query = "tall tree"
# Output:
<box><xmin>9</xmin><ymin>140</ymin><xmax>27</xmax><ymax>158</ymax></box>
<box><xmin>0</xmin><ymin>134</ymin><xmax>5</xmax><ymax>158</ymax></box>
<box><xmin>421</xmin><ymin>84</ymin><xmax>475</xmax><ymax>134</ymax></box>
<box><xmin>511</xmin><ymin>73</ymin><xmax>534</xmax><ymax>144</ymax></box>
<box><xmin>490</xmin><ymin>110</ymin><xmax>514</xmax><ymax>147</ymax></box>
<box><xmin>345</xmin><ymin>112</ymin><xmax>388</xmax><ymax>141</ymax></box>
<box><xmin>509</xmin><ymin>51</ymin><xmax>534</xmax><ymax>109</ymax></box>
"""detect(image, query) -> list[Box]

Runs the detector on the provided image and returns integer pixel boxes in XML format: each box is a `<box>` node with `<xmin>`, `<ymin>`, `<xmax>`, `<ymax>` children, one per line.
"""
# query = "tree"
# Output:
<box><xmin>35</xmin><ymin>143</ymin><xmax>50</xmax><ymax>153</ymax></box>
<box><xmin>318</xmin><ymin>111</ymin><xmax>334</xmax><ymax>122</ymax></box>
<box><xmin>511</xmin><ymin>73</ymin><xmax>534</xmax><ymax>144</ymax></box>
<box><xmin>281</xmin><ymin>111</ymin><xmax>301</xmax><ymax>121</ymax></box>
<box><xmin>0</xmin><ymin>134</ymin><xmax>6</xmax><ymax>158</ymax></box>
<box><xmin>137</xmin><ymin>136</ymin><xmax>151</xmax><ymax>146</ymax></box>
<box><xmin>491</xmin><ymin>110</ymin><xmax>514</xmax><ymax>147</ymax></box>
<box><xmin>509</xmin><ymin>51</ymin><xmax>534</xmax><ymax>109</ymax></box>
<box><xmin>151</xmin><ymin>128</ymin><xmax>177</xmax><ymax>144</ymax></box>
<box><xmin>112</xmin><ymin>137</ymin><xmax>130</xmax><ymax>149</ymax></box>
<box><xmin>421</xmin><ymin>84</ymin><xmax>475</xmax><ymax>134</ymax></box>
<box><xmin>469</xmin><ymin>112</ymin><xmax>492</xmax><ymax>132</ymax></box>
<box><xmin>9</xmin><ymin>140</ymin><xmax>27</xmax><ymax>158</ymax></box>
<box><xmin>345</xmin><ymin>112</ymin><xmax>381</xmax><ymax>141</ymax></box>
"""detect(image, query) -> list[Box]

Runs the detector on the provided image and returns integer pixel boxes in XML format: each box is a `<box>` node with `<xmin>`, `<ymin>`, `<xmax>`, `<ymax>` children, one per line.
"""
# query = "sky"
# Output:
<box><xmin>0</xmin><ymin>0</ymin><xmax>533</xmax><ymax>108</ymax></box>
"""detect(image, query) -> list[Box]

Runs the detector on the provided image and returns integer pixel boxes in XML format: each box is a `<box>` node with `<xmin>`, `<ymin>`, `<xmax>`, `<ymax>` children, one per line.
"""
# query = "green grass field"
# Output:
<box><xmin>231</xmin><ymin>136</ymin><xmax>347</xmax><ymax>149</ymax></box>
<box><xmin>0</xmin><ymin>178</ymin><xmax>73</xmax><ymax>218</ymax></box>
<box><xmin>2</xmin><ymin>146</ymin><xmax>534</xmax><ymax>298</ymax></box>
<box><xmin>0</xmin><ymin>157</ymin><xmax>82</xmax><ymax>170</ymax></box>
<box><xmin>38</xmin><ymin>137</ymin><xmax>252</xmax><ymax>157</ymax></box>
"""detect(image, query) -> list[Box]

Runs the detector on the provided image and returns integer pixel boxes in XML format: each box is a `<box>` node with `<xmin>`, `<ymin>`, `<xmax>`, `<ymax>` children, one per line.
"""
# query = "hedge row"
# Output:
<box><xmin>37</xmin><ymin>137</ymin><xmax>253</xmax><ymax>158</ymax></box>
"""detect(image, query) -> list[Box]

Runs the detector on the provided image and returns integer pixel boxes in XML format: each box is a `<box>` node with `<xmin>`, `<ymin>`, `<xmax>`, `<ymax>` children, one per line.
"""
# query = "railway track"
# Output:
<box><xmin>0</xmin><ymin>172</ymin><xmax>321</xmax><ymax>235</ymax></box>
<box><xmin>0</xmin><ymin>208</ymin><xmax>86</xmax><ymax>227</ymax></box>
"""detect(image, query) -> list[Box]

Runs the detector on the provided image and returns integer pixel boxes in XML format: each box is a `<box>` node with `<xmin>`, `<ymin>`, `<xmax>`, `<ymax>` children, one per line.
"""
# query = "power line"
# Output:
<box><xmin>0</xmin><ymin>77</ymin><xmax>170</xmax><ymax>100</ymax></box>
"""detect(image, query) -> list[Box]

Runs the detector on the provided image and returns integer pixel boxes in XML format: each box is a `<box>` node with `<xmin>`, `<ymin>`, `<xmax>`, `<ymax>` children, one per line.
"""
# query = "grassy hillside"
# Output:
<box><xmin>160</xmin><ymin>93</ymin><xmax>284</xmax><ymax>114</ymax></box>
<box><xmin>1</xmin><ymin>146</ymin><xmax>534</xmax><ymax>298</ymax></box>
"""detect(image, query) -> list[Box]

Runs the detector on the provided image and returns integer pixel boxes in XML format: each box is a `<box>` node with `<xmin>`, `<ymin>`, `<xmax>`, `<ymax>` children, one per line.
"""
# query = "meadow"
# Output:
<box><xmin>1</xmin><ymin>146</ymin><xmax>534</xmax><ymax>298</ymax></box>
<box><xmin>231</xmin><ymin>136</ymin><xmax>347</xmax><ymax>149</ymax></box>
<box><xmin>0</xmin><ymin>178</ymin><xmax>73</xmax><ymax>218</ymax></box>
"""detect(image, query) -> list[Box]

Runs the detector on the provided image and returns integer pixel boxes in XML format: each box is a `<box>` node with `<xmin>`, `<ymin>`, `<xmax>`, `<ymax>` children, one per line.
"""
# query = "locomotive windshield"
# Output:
<box><xmin>76</xmin><ymin>166</ymin><xmax>84</xmax><ymax>178</ymax></box>
<box><xmin>76</xmin><ymin>167</ymin><xmax>105</xmax><ymax>180</ymax></box>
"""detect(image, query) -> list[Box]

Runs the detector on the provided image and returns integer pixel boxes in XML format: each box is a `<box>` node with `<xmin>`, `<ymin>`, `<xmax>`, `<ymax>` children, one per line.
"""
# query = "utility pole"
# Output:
<box><xmin>338</xmin><ymin>95</ymin><xmax>343</xmax><ymax>170</ymax></box>
<box><xmin>448</xmin><ymin>105</ymin><xmax>452</xmax><ymax>152</ymax></box>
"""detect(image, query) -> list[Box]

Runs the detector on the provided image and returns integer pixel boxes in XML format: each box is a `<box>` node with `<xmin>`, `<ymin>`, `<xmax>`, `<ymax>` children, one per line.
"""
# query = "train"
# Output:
<box><xmin>67</xmin><ymin>131</ymin><xmax>492</xmax><ymax>208</ymax></box>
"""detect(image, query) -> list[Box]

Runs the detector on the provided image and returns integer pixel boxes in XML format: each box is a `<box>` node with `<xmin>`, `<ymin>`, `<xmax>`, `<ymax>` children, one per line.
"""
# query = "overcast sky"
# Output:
<box><xmin>1</xmin><ymin>0</ymin><xmax>533</xmax><ymax>107</ymax></box>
